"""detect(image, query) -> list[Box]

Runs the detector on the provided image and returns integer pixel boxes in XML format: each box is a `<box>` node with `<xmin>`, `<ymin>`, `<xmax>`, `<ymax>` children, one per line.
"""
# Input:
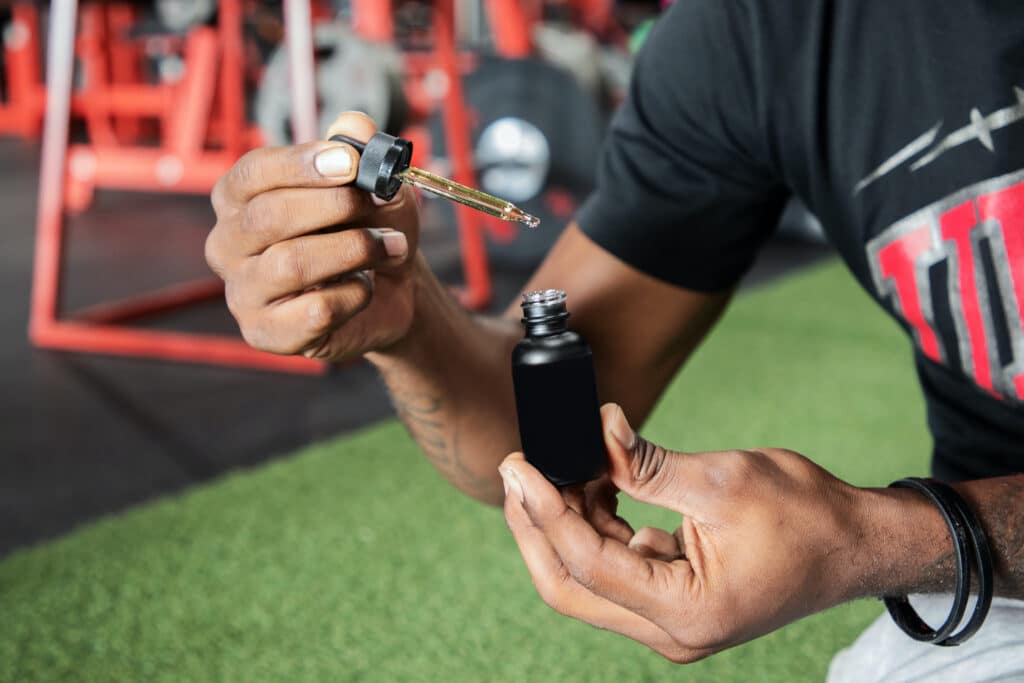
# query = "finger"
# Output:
<box><xmin>581</xmin><ymin>477</ymin><xmax>634</xmax><ymax>544</ymax></box>
<box><xmin>212</xmin><ymin>141</ymin><xmax>359</xmax><ymax>209</ymax></box>
<box><xmin>500</xmin><ymin>453</ymin><xmax>692</xmax><ymax>626</ymax></box>
<box><xmin>249</xmin><ymin>228</ymin><xmax>407</xmax><ymax>303</ymax></box>
<box><xmin>629</xmin><ymin>527</ymin><xmax>684</xmax><ymax>562</ymax></box>
<box><xmin>561</xmin><ymin>484</ymin><xmax>587</xmax><ymax>515</ymax></box>
<box><xmin>502</xmin><ymin>464</ymin><xmax>702</xmax><ymax>663</ymax></box>
<box><xmin>602</xmin><ymin>403</ymin><xmax>734</xmax><ymax>516</ymax></box>
<box><xmin>236</xmin><ymin>185</ymin><xmax>374</xmax><ymax>254</ymax></box>
<box><xmin>243</xmin><ymin>272</ymin><xmax>373</xmax><ymax>355</ymax></box>
<box><xmin>324</xmin><ymin>110</ymin><xmax>378</xmax><ymax>143</ymax></box>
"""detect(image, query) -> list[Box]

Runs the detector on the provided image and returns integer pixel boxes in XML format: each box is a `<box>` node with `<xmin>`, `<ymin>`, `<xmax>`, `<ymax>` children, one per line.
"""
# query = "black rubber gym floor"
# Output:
<box><xmin>0</xmin><ymin>139</ymin><xmax>831</xmax><ymax>557</ymax></box>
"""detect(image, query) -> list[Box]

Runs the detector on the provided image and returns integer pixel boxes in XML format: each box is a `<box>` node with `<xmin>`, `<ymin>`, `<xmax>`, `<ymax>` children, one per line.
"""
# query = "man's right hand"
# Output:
<box><xmin>206</xmin><ymin>112</ymin><xmax>421</xmax><ymax>361</ymax></box>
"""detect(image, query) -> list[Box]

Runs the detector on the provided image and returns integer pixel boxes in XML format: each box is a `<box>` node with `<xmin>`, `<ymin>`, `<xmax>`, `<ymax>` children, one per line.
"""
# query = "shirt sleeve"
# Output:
<box><xmin>575</xmin><ymin>0</ymin><xmax>789</xmax><ymax>292</ymax></box>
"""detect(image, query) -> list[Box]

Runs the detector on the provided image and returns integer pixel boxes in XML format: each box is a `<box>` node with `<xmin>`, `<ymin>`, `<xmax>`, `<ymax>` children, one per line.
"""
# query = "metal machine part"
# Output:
<box><xmin>256</xmin><ymin>22</ymin><xmax>405</xmax><ymax>145</ymax></box>
<box><xmin>475</xmin><ymin>116</ymin><xmax>551</xmax><ymax>203</ymax></box>
<box><xmin>531</xmin><ymin>22</ymin><xmax>603</xmax><ymax>96</ymax></box>
<box><xmin>155</xmin><ymin>0</ymin><xmax>216</xmax><ymax>33</ymax></box>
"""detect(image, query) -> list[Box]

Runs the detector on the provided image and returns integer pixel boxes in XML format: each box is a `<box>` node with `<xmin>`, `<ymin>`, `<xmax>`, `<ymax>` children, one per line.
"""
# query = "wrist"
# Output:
<box><xmin>840</xmin><ymin>484</ymin><xmax>954</xmax><ymax>600</ymax></box>
<box><xmin>365</xmin><ymin>252</ymin><xmax>450</xmax><ymax>369</ymax></box>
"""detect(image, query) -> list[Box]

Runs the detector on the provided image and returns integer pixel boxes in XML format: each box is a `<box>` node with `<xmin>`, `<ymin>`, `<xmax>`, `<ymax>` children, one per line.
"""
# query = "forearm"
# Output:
<box><xmin>851</xmin><ymin>474</ymin><xmax>1024</xmax><ymax>600</ymax></box>
<box><xmin>367</xmin><ymin>255</ymin><xmax>520</xmax><ymax>505</ymax></box>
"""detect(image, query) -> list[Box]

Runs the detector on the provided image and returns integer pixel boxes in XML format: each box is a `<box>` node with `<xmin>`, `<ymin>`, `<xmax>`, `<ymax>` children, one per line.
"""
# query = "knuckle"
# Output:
<box><xmin>223</xmin><ymin>279</ymin><xmax>246</xmax><ymax>319</ymax></box>
<box><xmin>229</xmin><ymin>149</ymin><xmax>262</xmax><ymax>189</ymax></box>
<box><xmin>535</xmin><ymin>579</ymin><xmax>571</xmax><ymax>616</ymax></box>
<box><xmin>204</xmin><ymin>227</ymin><xmax>226</xmax><ymax>276</ymax></box>
<box><xmin>705</xmin><ymin>450</ymin><xmax>759</xmax><ymax>493</ymax></box>
<box><xmin>569</xmin><ymin>564</ymin><xmax>597</xmax><ymax>592</ymax></box>
<box><xmin>342</xmin><ymin>229</ymin><xmax>379</xmax><ymax>266</ymax></box>
<box><xmin>533</xmin><ymin>564</ymin><xmax>575</xmax><ymax>615</ymax></box>
<box><xmin>238</xmin><ymin>314</ymin><xmax>274</xmax><ymax>352</ymax></box>
<box><xmin>305</xmin><ymin>294</ymin><xmax>336</xmax><ymax>336</ymax></box>
<box><xmin>329</xmin><ymin>187</ymin><xmax>366</xmax><ymax>220</ymax></box>
<box><xmin>265</xmin><ymin>242</ymin><xmax>307</xmax><ymax>289</ymax></box>
<box><xmin>239</xmin><ymin>321</ymin><xmax>264</xmax><ymax>350</ymax></box>
<box><xmin>240</xmin><ymin>195</ymin><xmax>278</xmax><ymax>244</ymax></box>
<box><xmin>339</xmin><ymin>275</ymin><xmax>374</xmax><ymax>313</ymax></box>
<box><xmin>210</xmin><ymin>175</ymin><xmax>229</xmax><ymax>214</ymax></box>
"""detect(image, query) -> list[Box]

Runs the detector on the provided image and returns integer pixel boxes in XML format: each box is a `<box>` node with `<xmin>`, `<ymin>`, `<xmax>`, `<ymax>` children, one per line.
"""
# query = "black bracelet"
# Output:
<box><xmin>883</xmin><ymin>478</ymin><xmax>971</xmax><ymax>644</ymax></box>
<box><xmin>924</xmin><ymin>479</ymin><xmax>994</xmax><ymax>646</ymax></box>
<box><xmin>883</xmin><ymin>477</ymin><xmax>994</xmax><ymax>646</ymax></box>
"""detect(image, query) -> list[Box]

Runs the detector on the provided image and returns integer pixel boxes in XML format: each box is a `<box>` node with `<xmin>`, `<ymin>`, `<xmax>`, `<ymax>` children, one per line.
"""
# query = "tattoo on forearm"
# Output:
<box><xmin>389</xmin><ymin>388</ymin><xmax>492</xmax><ymax>496</ymax></box>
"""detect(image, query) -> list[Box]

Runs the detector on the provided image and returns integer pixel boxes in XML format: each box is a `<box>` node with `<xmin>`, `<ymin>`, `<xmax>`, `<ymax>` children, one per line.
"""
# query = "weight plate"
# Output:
<box><xmin>429</xmin><ymin>57</ymin><xmax>606</xmax><ymax>268</ymax></box>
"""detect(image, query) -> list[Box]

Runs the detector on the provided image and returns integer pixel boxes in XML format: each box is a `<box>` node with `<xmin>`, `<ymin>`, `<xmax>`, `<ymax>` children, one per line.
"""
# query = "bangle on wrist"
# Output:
<box><xmin>883</xmin><ymin>477</ymin><xmax>993</xmax><ymax>646</ymax></box>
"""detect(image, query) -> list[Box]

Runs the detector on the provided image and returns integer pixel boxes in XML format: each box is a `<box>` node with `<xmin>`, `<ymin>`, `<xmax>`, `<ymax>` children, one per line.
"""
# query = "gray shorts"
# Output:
<box><xmin>827</xmin><ymin>595</ymin><xmax>1024</xmax><ymax>683</ymax></box>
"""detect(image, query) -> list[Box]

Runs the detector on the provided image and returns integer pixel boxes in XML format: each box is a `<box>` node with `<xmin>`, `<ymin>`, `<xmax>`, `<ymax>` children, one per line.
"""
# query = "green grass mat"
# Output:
<box><xmin>0</xmin><ymin>260</ymin><xmax>931</xmax><ymax>682</ymax></box>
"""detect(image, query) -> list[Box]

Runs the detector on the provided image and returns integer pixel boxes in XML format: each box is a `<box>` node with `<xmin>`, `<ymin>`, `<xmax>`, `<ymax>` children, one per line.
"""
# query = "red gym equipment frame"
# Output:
<box><xmin>28</xmin><ymin>0</ymin><xmax>536</xmax><ymax>373</ymax></box>
<box><xmin>29</xmin><ymin>0</ymin><xmax>324</xmax><ymax>374</ymax></box>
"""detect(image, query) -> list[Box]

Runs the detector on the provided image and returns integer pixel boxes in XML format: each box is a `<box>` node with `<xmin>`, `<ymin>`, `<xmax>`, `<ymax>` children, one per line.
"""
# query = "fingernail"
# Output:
<box><xmin>380</xmin><ymin>230</ymin><xmax>408</xmax><ymax>260</ymax></box>
<box><xmin>608</xmin><ymin>405</ymin><xmax>635</xmax><ymax>450</ymax></box>
<box><xmin>372</xmin><ymin>193</ymin><xmax>395</xmax><ymax>206</ymax></box>
<box><xmin>499</xmin><ymin>465</ymin><xmax>525</xmax><ymax>504</ymax></box>
<box><xmin>314</xmin><ymin>145</ymin><xmax>353</xmax><ymax>178</ymax></box>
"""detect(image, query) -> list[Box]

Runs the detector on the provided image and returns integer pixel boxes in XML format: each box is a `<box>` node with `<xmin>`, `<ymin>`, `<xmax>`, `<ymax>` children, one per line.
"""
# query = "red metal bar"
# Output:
<box><xmin>72</xmin><ymin>85</ymin><xmax>170</xmax><ymax>115</ymax></box>
<box><xmin>217</xmin><ymin>0</ymin><xmax>245</xmax><ymax>157</ymax></box>
<box><xmin>77</xmin><ymin>3</ymin><xmax>118</xmax><ymax>146</ymax></box>
<box><xmin>484</xmin><ymin>0</ymin><xmax>533</xmax><ymax>59</ymax></box>
<box><xmin>74</xmin><ymin>278</ymin><xmax>226</xmax><ymax>325</ymax></box>
<box><xmin>66</xmin><ymin>146</ymin><xmax>237</xmax><ymax>194</ymax></box>
<box><xmin>33</xmin><ymin>322</ymin><xmax>325</xmax><ymax>374</ymax></box>
<box><xmin>352</xmin><ymin>0</ymin><xmax>394</xmax><ymax>42</ymax></box>
<box><xmin>28</xmin><ymin>0</ymin><xmax>323</xmax><ymax>374</ymax></box>
<box><xmin>105</xmin><ymin>3</ymin><xmax>143</xmax><ymax>143</ymax></box>
<box><xmin>168</xmin><ymin>27</ymin><xmax>219</xmax><ymax>155</ymax></box>
<box><xmin>433</xmin><ymin>0</ymin><xmax>491</xmax><ymax>309</ymax></box>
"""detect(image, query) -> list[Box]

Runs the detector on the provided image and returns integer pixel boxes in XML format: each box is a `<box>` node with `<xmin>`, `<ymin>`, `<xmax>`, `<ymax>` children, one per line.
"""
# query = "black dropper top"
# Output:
<box><xmin>521</xmin><ymin>289</ymin><xmax>570</xmax><ymax>336</ymax></box>
<box><xmin>329</xmin><ymin>132</ymin><xmax>412</xmax><ymax>201</ymax></box>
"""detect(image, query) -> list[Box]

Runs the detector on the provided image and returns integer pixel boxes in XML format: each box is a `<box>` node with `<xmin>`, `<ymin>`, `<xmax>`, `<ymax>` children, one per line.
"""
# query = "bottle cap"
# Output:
<box><xmin>328</xmin><ymin>132</ymin><xmax>413</xmax><ymax>200</ymax></box>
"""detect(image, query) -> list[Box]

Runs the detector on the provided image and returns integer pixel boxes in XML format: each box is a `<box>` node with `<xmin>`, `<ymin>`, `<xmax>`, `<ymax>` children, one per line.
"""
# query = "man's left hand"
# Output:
<box><xmin>498</xmin><ymin>404</ymin><xmax>948</xmax><ymax>662</ymax></box>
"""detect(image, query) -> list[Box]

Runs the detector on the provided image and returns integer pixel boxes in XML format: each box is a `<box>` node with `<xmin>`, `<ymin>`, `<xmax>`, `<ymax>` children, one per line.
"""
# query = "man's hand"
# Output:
<box><xmin>498</xmin><ymin>404</ymin><xmax>951</xmax><ymax>662</ymax></box>
<box><xmin>206</xmin><ymin>112</ymin><xmax>421</xmax><ymax>361</ymax></box>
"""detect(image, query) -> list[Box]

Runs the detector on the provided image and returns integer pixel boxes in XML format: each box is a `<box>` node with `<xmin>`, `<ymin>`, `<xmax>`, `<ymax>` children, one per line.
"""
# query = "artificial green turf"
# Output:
<box><xmin>0</xmin><ymin>260</ymin><xmax>932</xmax><ymax>682</ymax></box>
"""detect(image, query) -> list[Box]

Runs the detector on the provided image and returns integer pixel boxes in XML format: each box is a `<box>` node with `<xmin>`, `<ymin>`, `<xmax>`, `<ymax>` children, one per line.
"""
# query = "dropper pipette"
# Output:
<box><xmin>330</xmin><ymin>133</ymin><xmax>540</xmax><ymax>229</ymax></box>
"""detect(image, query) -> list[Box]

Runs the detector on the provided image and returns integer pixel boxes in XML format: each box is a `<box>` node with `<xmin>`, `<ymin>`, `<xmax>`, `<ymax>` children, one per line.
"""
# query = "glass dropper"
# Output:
<box><xmin>398</xmin><ymin>166</ymin><xmax>540</xmax><ymax>228</ymax></box>
<box><xmin>329</xmin><ymin>132</ymin><xmax>541</xmax><ymax>229</ymax></box>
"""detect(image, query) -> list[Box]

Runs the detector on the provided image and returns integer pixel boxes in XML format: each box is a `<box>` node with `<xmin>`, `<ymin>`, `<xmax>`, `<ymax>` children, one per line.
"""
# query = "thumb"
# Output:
<box><xmin>601</xmin><ymin>403</ymin><xmax>708</xmax><ymax>514</ymax></box>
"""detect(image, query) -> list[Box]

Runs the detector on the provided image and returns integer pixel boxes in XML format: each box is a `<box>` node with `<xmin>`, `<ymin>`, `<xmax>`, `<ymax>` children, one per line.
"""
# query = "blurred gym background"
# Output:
<box><xmin>2</xmin><ymin>4</ymin><xmax>896</xmax><ymax>682</ymax></box>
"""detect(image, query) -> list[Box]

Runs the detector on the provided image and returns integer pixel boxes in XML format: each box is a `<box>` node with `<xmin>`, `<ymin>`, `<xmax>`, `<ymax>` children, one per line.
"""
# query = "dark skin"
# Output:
<box><xmin>207</xmin><ymin>112</ymin><xmax>1024</xmax><ymax>661</ymax></box>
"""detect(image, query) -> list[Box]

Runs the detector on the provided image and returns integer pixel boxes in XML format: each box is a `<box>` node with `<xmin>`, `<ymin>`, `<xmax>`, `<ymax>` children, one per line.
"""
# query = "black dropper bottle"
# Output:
<box><xmin>512</xmin><ymin>289</ymin><xmax>606</xmax><ymax>487</ymax></box>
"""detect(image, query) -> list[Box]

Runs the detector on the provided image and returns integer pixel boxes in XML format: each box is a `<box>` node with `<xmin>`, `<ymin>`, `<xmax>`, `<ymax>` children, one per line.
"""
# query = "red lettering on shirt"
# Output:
<box><xmin>867</xmin><ymin>169</ymin><xmax>1024</xmax><ymax>401</ymax></box>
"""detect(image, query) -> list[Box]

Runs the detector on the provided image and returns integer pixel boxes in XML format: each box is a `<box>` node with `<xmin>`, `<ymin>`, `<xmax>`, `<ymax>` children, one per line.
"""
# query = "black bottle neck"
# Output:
<box><xmin>521</xmin><ymin>291</ymin><xmax>570</xmax><ymax>337</ymax></box>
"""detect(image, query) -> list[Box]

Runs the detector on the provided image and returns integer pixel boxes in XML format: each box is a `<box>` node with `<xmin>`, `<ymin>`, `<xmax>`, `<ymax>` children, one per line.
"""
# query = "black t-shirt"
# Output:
<box><xmin>576</xmin><ymin>0</ymin><xmax>1024</xmax><ymax>481</ymax></box>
